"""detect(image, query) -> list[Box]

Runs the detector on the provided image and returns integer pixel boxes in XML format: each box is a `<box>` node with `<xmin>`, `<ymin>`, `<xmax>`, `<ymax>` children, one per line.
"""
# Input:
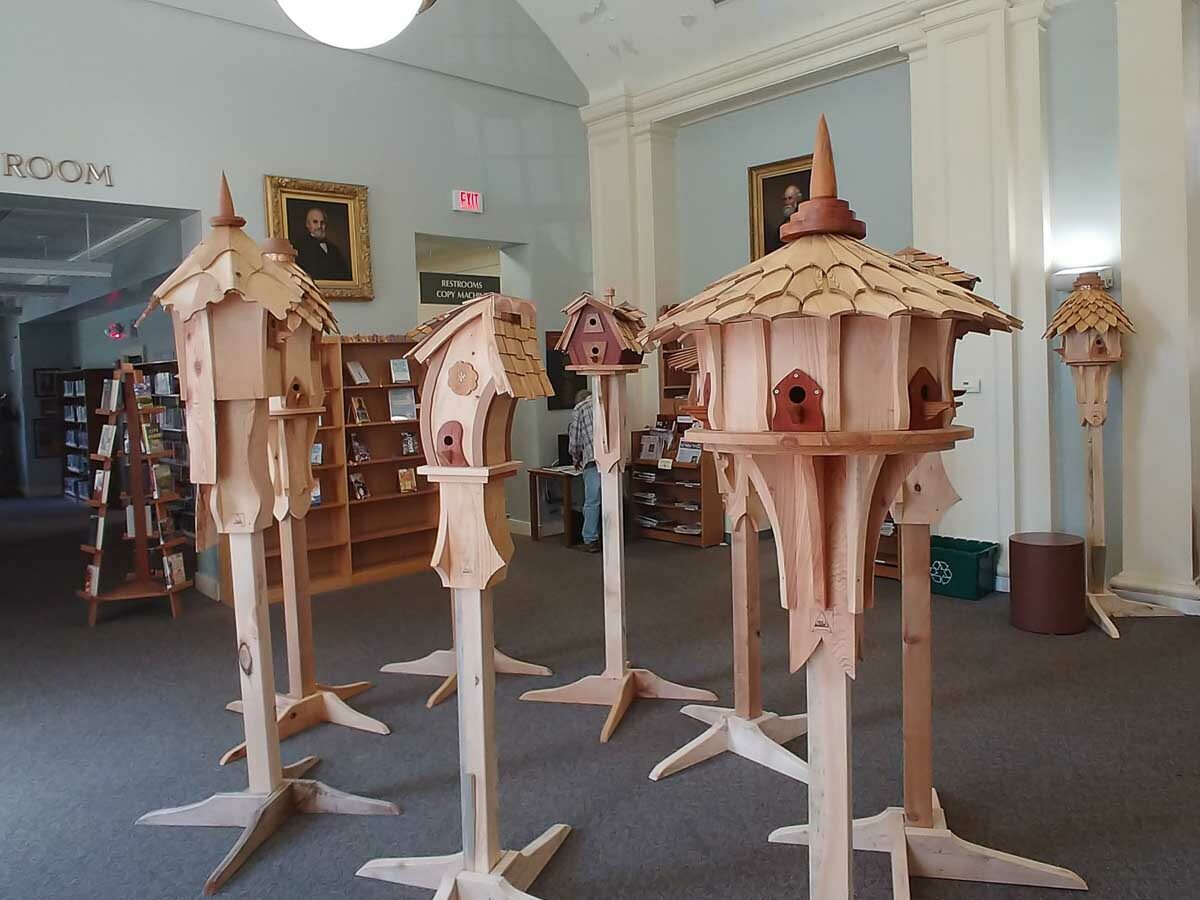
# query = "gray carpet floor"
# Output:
<box><xmin>1</xmin><ymin>497</ymin><xmax>1198</xmax><ymax>900</ymax></box>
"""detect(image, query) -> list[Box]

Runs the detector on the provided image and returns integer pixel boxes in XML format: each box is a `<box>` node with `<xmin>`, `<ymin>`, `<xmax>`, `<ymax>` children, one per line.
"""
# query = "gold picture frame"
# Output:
<box><xmin>748</xmin><ymin>153</ymin><xmax>814</xmax><ymax>261</ymax></box>
<box><xmin>264</xmin><ymin>175</ymin><xmax>374</xmax><ymax>300</ymax></box>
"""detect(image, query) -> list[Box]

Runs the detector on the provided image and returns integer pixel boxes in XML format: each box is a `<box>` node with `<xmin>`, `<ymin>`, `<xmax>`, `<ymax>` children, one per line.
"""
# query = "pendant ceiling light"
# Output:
<box><xmin>277</xmin><ymin>0</ymin><xmax>433</xmax><ymax>50</ymax></box>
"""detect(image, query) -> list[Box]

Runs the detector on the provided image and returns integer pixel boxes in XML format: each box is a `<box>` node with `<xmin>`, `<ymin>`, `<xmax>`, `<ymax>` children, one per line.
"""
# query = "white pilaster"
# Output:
<box><xmin>1110</xmin><ymin>0</ymin><xmax>1200</xmax><ymax>609</ymax></box>
<box><xmin>906</xmin><ymin>0</ymin><xmax>1055</xmax><ymax>568</ymax></box>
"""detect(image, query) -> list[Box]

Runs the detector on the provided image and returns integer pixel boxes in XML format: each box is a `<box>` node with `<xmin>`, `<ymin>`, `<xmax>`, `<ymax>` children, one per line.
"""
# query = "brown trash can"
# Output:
<box><xmin>1009</xmin><ymin>532</ymin><xmax>1087</xmax><ymax>634</ymax></box>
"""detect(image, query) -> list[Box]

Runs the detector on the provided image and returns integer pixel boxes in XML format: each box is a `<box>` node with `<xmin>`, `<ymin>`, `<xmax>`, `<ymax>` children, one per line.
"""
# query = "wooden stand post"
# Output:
<box><xmin>521</xmin><ymin>369</ymin><xmax>716</xmax><ymax>742</ymax></box>
<box><xmin>380</xmin><ymin>604</ymin><xmax>552</xmax><ymax>709</ymax></box>
<box><xmin>137</xmin><ymin>182</ymin><xmax>398</xmax><ymax>894</ymax></box>
<box><xmin>1081</xmin><ymin>425</ymin><xmax>1179</xmax><ymax>637</ymax></box>
<box><xmin>771</xmin><ymin>456</ymin><xmax>1087</xmax><ymax>898</ymax></box>
<box><xmin>358</xmin><ymin>469</ymin><xmax>570</xmax><ymax>900</ymax></box>
<box><xmin>650</xmin><ymin>504</ymin><xmax>808</xmax><ymax>781</ymax></box>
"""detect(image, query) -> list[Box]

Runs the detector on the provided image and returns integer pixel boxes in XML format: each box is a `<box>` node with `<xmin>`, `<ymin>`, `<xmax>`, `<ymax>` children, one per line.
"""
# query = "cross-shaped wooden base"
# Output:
<box><xmin>1087</xmin><ymin>590</ymin><xmax>1182</xmax><ymax>639</ymax></box>
<box><xmin>649</xmin><ymin>705</ymin><xmax>808</xmax><ymax>782</ymax></box>
<box><xmin>382</xmin><ymin>645</ymin><xmax>551</xmax><ymax>708</ymax></box>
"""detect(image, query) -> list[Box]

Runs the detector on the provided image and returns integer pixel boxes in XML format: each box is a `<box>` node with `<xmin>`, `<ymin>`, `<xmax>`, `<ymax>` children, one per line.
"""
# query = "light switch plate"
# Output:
<box><xmin>955</xmin><ymin>378</ymin><xmax>981</xmax><ymax>394</ymax></box>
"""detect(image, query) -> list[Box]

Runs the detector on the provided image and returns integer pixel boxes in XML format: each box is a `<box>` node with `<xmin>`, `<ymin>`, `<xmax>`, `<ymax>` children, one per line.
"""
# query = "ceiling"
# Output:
<box><xmin>0</xmin><ymin>207</ymin><xmax>150</xmax><ymax>261</ymax></box>
<box><xmin>512</xmin><ymin>0</ymin><xmax>883</xmax><ymax>101</ymax></box>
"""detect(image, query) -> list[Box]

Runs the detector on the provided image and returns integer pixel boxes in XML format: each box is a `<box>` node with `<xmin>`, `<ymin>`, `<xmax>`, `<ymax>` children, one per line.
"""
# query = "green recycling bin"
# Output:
<box><xmin>929</xmin><ymin>536</ymin><xmax>999</xmax><ymax>601</ymax></box>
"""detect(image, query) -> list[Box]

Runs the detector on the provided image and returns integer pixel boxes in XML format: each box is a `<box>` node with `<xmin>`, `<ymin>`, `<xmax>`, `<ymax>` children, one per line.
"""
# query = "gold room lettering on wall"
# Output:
<box><xmin>2</xmin><ymin>153</ymin><xmax>113</xmax><ymax>187</ymax></box>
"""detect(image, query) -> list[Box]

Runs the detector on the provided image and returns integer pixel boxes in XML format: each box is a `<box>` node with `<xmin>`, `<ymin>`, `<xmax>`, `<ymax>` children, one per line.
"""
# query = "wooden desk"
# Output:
<box><xmin>528</xmin><ymin>466</ymin><xmax>581</xmax><ymax>546</ymax></box>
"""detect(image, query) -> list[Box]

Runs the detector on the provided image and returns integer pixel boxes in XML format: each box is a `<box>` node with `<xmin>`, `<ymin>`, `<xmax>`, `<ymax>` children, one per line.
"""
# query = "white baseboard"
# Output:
<box><xmin>195</xmin><ymin>572</ymin><xmax>220</xmax><ymax>602</ymax></box>
<box><xmin>508</xmin><ymin>518</ymin><xmax>531</xmax><ymax>537</ymax></box>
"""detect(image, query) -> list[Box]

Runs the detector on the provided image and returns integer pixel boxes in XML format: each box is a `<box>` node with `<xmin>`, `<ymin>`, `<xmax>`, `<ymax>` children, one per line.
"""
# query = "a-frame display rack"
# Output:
<box><xmin>77</xmin><ymin>363</ymin><xmax>191</xmax><ymax>626</ymax></box>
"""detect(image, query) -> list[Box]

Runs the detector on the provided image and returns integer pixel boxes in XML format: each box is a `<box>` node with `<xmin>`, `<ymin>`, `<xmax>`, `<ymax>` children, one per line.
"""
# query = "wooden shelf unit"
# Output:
<box><xmin>140</xmin><ymin>360</ymin><xmax>196</xmax><ymax>546</ymax></box>
<box><xmin>628</xmin><ymin>427</ymin><xmax>723</xmax><ymax>548</ymax></box>
<box><xmin>60</xmin><ymin>368</ymin><xmax>110</xmax><ymax>501</ymax></box>
<box><xmin>219</xmin><ymin>335</ymin><xmax>438</xmax><ymax>604</ymax></box>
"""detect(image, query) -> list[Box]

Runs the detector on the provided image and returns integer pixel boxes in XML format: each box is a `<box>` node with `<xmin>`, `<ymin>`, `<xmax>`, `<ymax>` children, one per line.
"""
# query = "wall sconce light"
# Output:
<box><xmin>277</xmin><ymin>0</ymin><xmax>438</xmax><ymax>49</ymax></box>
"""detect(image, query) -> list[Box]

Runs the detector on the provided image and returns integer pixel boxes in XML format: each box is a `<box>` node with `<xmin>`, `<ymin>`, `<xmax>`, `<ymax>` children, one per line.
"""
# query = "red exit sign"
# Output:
<box><xmin>452</xmin><ymin>189</ymin><xmax>483</xmax><ymax>214</ymax></box>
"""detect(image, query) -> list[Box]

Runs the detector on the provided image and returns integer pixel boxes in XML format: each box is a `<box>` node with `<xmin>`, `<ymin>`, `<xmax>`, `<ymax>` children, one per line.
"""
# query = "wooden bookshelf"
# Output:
<box><xmin>628</xmin><ymin>426</ymin><xmax>723</xmax><ymax>548</ymax></box>
<box><xmin>60</xmin><ymin>368</ymin><xmax>109</xmax><ymax>501</ymax></box>
<box><xmin>657</xmin><ymin>304</ymin><xmax>693</xmax><ymax>417</ymax></box>
<box><xmin>218</xmin><ymin>334</ymin><xmax>438</xmax><ymax>604</ymax></box>
<box><xmin>141</xmin><ymin>359</ymin><xmax>196</xmax><ymax>546</ymax></box>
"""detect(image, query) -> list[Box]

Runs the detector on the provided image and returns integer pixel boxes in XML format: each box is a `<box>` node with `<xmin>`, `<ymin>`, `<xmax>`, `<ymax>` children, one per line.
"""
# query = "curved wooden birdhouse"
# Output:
<box><xmin>1044</xmin><ymin>272</ymin><xmax>1134</xmax><ymax>426</ymax></box>
<box><xmin>260</xmin><ymin>237</ymin><xmax>339</xmax><ymax>521</ymax></box>
<box><xmin>138</xmin><ymin>176</ymin><xmax>311</xmax><ymax>534</ymax></box>
<box><xmin>642</xmin><ymin>116</ymin><xmax>1020</xmax><ymax>677</ymax></box>
<box><xmin>555</xmin><ymin>288</ymin><xmax>646</xmax><ymax>368</ymax></box>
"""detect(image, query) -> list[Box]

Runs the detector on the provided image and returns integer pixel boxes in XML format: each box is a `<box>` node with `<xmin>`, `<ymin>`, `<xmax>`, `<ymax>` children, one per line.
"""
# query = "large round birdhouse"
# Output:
<box><xmin>1044</xmin><ymin>272</ymin><xmax>1134</xmax><ymax>427</ymax></box>
<box><xmin>643</xmin><ymin>116</ymin><xmax>1020</xmax><ymax>679</ymax></box>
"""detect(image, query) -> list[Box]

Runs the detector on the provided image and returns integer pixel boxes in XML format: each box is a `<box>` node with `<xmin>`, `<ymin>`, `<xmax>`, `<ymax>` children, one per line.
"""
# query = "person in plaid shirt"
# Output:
<box><xmin>568</xmin><ymin>388</ymin><xmax>601</xmax><ymax>551</ymax></box>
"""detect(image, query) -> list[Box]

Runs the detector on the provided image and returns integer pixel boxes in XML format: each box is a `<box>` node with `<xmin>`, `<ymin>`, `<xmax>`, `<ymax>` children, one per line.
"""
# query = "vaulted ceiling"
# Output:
<box><xmin>513</xmin><ymin>0</ymin><xmax>888</xmax><ymax>102</ymax></box>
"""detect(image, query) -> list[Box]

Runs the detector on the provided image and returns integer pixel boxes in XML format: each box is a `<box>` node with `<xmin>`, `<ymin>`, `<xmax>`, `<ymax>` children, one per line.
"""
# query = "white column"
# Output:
<box><xmin>1110</xmin><ymin>0</ymin><xmax>1200</xmax><ymax>609</ymax></box>
<box><xmin>582</xmin><ymin>99</ymin><xmax>679</xmax><ymax>429</ymax></box>
<box><xmin>906</xmin><ymin>0</ymin><xmax>1054</xmax><ymax>570</ymax></box>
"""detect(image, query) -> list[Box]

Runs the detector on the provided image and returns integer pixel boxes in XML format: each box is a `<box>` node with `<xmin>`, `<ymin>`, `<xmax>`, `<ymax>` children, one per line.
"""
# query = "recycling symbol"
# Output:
<box><xmin>930</xmin><ymin>560</ymin><xmax>953</xmax><ymax>586</ymax></box>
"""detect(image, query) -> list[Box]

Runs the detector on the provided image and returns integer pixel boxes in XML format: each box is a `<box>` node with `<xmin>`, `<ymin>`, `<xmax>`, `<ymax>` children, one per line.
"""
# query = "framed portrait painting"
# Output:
<box><xmin>748</xmin><ymin>153</ymin><xmax>813</xmax><ymax>261</ymax></box>
<box><xmin>33</xmin><ymin>368</ymin><xmax>58</xmax><ymax>398</ymax></box>
<box><xmin>264</xmin><ymin>175</ymin><xmax>374</xmax><ymax>300</ymax></box>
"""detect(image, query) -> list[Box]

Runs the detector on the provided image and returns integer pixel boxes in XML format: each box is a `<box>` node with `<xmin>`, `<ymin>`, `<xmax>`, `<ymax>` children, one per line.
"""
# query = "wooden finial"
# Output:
<box><xmin>810</xmin><ymin>114</ymin><xmax>837</xmax><ymax>199</ymax></box>
<box><xmin>211</xmin><ymin>173</ymin><xmax>247</xmax><ymax>228</ymax></box>
<box><xmin>1073</xmin><ymin>271</ymin><xmax>1104</xmax><ymax>291</ymax></box>
<box><xmin>604</xmin><ymin>287</ymin><xmax>616</xmax><ymax>303</ymax></box>
<box><xmin>780</xmin><ymin>115</ymin><xmax>866</xmax><ymax>243</ymax></box>
<box><xmin>261</xmin><ymin>236</ymin><xmax>298</xmax><ymax>260</ymax></box>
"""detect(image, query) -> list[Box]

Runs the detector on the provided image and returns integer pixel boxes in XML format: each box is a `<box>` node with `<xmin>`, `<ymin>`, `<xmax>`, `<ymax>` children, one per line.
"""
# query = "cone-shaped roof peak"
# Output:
<box><xmin>211</xmin><ymin>173</ymin><xmax>247</xmax><ymax>228</ymax></box>
<box><xmin>810</xmin><ymin>115</ymin><xmax>837</xmax><ymax>200</ymax></box>
<box><xmin>780</xmin><ymin>116</ymin><xmax>865</xmax><ymax>242</ymax></box>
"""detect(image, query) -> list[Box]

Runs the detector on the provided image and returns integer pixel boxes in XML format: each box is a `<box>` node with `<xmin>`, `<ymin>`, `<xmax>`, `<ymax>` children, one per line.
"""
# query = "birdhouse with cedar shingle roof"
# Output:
<box><xmin>408</xmin><ymin>293</ymin><xmax>553</xmax><ymax>469</ymax></box>
<box><xmin>1044</xmin><ymin>271</ymin><xmax>1134</xmax><ymax>426</ymax></box>
<box><xmin>556</xmin><ymin>288</ymin><xmax>646</xmax><ymax>368</ymax></box>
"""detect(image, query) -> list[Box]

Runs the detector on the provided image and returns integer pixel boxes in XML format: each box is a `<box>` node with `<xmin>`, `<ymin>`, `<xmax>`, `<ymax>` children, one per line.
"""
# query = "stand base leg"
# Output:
<box><xmin>221</xmin><ymin>690</ymin><xmax>390</xmax><ymax>764</ymax></box>
<box><xmin>357</xmin><ymin>824</ymin><xmax>570</xmax><ymax>898</ymax></box>
<box><xmin>139</xmin><ymin>775</ymin><xmax>399</xmax><ymax>895</ymax></box>
<box><xmin>382</xmin><ymin>647</ymin><xmax>552</xmax><ymax>708</ymax></box>
<box><xmin>649</xmin><ymin>706</ymin><xmax>809</xmax><ymax>782</ymax></box>
<box><xmin>1087</xmin><ymin>590</ymin><xmax>1183</xmax><ymax>639</ymax></box>
<box><xmin>520</xmin><ymin>668</ymin><xmax>718</xmax><ymax>743</ymax></box>
<box><xmin>769</xmin><ymin>791</ymin><xmax>1087</xmax><ymax>895</ymax></box>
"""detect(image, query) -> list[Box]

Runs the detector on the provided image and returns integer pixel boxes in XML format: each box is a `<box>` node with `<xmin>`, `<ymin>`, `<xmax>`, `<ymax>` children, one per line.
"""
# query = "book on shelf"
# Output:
<box><xmin>632</xmin><ymin>470</ymin><xmax>656</xmax><ymax>483</ymax></box>
<box><xmin>151</xmin><ymin>463</ymin><xmax>173</xmax><ymax>498</ymax></box>
<box><xmin>638</xmin><ymin>433</ymin><xmax>667</xmax><ymax>462</ymax></box>
<box><xmin>98</xmin><ymin>379</ymin><xmax>113</xmax><ymax>411</ymax></box>
<box><xmin>345</xmin><ymin>360</ymin><xmax>370</xmax><ymax>385</ymax></box>
<box><xmin>676</xmin><ymin>479</ymin><xmax>701</xmax><ymax>488</ymax></box>
<box><xmin>90</xmin><ymin>513</ymin><xmax>106</xmax><ymax>550</ymax></box>
<box><xmin>310</xmin><ymin>443</ymin><xmax>324</xmax><ymax>466</ymax></box>
<box><xmin>350</xmin><ymin>396</ymin><xmax>371</xmax><ymax>424</ymax></box>
<box><xmin>164</xmin><ymin>552</ymin><xmax>187</xmax><ymax>588</ymax></box>
<box><xmin>388</xmin><ymin>387</ymin><xmax>417</xmax><ymax>422</ymax></box>
<box><xmin>96</xmin><ymin>423</ymin><xmax>117</xmax><ymax>458</ymax></box>
<box><xmin>349</xmin><ymin>433</ymin><xmax>371</xmax><ymax>463</ymax></box>
<box><xmin>157</xmin><ymin>406</ymin><xmax>186</xmax><ymax>431</ymax></box>
<box><xmin>635</xmin><ymin>514</ymin><xmax>676</xmax><ymax>529</ymax></box>
<box><xmin>676</xmin><ymin>441</ymin><xmax>702</xmax><ymax>465</ymax></box>
<box><xmin>125</xmin><ymin>504</ymin><xmax>154</xmax><ymax>538</ymax></box>
<box><xmin>674</xmin><ymin>523</ymin><xmax>702</xmax><ymax>535</ymax></box>
<box><xmin>389</xmin><ymin>358</ymin><xmax>411</xmax><ymax>384</ymax></box>
<box><xmin>153</xmin><ymin>371</ymin><xmax>176</xmax><ymax>395</ymax></box>
<box><xmin>92</xmin><ymin>469</ymin><xmax>110</xmax><ymax>503</ymax></box>
<box><xmin>84</xmin><ymin>564</ymin><xmax>100</xmax><ymax>597</ymax></box>
<box><xmin>400</xmin><ymin>431</ymin><xmax>420</xmax><ymax>457</ymax></box>
<box><xmin>134</xmin><ymin>380</ymin><xmax>154</xmax><ymax>409</ymax></box>
<box><xmin>141</xmin><ymin>422</ymin><xmax>164</xmax><ymax>454</ymax></box>
<box><xmin>397</xmin><ymin>468</ymin><xmax>417</xmax><ymax>494</ymax></box>
<box><xmin>633</xmin><ymin>491</ymin><xmax>659</xmax><ymax>505</ymax></box>
<box><xmin>107</xmin><ymin>376</ymin><xmax>123</xmax><ymax>412</ymax></box>
<box><xmin>311</xmin><ymin>480</ymin><xmax>323</xmax><ymax>507</ymax></box>
<box><xmin>349</xmin><ymin>472</ymin><xmax>370</xmax><ymax>501</ymax></box>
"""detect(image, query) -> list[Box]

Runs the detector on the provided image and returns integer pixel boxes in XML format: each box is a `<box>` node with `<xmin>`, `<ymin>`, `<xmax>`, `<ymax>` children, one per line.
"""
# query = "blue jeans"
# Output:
<box><xmin>581</xmin><ymin>463</ymin><xmax>601</xmax><ymax>545</ymax></box>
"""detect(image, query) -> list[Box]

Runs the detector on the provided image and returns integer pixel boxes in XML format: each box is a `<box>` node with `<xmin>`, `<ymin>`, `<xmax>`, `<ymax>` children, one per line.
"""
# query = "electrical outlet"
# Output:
<box><xmin>955</xmin><ymin>378</ymin><xmax>981</xmax><ymax>394</ymax></box>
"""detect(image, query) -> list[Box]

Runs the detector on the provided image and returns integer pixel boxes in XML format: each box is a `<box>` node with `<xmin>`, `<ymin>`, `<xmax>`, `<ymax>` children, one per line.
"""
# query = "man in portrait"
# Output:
<box><xmin>764</xmin><ymin>181</ymin><xmax>807</xmax><ymax>255</ymax></box>
<box><xmin>293</xmin><ymin>206</ymin><xmax>351</xmax><ymax>281</ymax></box>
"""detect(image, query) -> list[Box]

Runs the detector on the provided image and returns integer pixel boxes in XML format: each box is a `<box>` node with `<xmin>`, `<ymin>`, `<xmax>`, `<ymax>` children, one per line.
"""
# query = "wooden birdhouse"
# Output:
<box><xmin>665</xmin><ymin>338</ymin><xmax>705</xmax><ymax>423</ymax></box>
<box><xmin>643</xmin><ymin>116</ymin><xmax>1021</xmax><ymax>677</ymax></box>
<box><xmin>1044</xmin><ymin>272</ymin><xmax>1134</xmax><ymax>427</ymax></box>
<box><xmin>139</xmin><ymin>176</ymin><xmax>315</xmax><ymax>534</ymax></box>
<box><xmin>893</xmin><ymin>247</ymin><xmax>981</xmax><ymax>291</ymax></box>
<box><xmin>555</xmin><ymin>288</ymin><xmax>646</xmax><ymax>368</ymax></box>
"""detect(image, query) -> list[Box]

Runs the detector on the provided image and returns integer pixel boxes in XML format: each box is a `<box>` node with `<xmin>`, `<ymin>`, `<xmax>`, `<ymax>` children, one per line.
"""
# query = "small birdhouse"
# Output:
<box><xmin>555</xmin><ymin>288</ymin><xmax>646</xmax><ymax>368</ymax></box>
<box><xmin>409</xmin><ymin>293</ymin><xmax>554</xmax><ymax>469</ymax></box>
<box><xmin>139</xmin><ymin>176</ymin><xmax>317</xmax><ymax>533</ymax></box>
<box><xmin>1043</xmin><ymin>272</ymin><xmax>1134</xmax><ymax>427</ymax></box>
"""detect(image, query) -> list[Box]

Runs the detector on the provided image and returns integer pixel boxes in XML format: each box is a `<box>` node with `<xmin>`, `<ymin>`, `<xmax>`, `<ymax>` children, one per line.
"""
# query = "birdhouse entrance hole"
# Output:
<box><xmin>907</xmin><ymin>367</ymin><xmax>943</xmax><ymax>430</ymax></box>
<box><xmin>770</xmin><ymin>369</ymin><xmax>824</xmax><ymax>432</ymax></box>
<box><xmin>436</xmin><ymin>420</ymin><xmax>467</xmax><ymax>466</ymax></box>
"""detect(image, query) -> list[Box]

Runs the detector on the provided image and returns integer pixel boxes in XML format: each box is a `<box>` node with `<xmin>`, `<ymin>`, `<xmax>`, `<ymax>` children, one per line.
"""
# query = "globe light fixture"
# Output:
<box><xmin>277</xmin><ymin>0</ymin><xmax>427</xmax><ymax>49</ymax></box>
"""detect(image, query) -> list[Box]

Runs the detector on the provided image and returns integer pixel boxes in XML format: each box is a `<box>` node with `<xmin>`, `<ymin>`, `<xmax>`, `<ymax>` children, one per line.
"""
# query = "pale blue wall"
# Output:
<box><xmin>1047</xmin><ymin>0</ymin><xmax>1123</xmax><ymax>573</ymax></box>
<box><xmin>675</xmin><ymin>62</ymin><xmax>914</xmax><ymax>298</ymax></box>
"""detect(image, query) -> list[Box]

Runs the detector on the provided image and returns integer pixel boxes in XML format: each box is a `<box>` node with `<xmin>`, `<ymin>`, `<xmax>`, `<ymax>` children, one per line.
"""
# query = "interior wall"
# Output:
<box><xmin>3</xmin><ymin>0</ymin><xmax>592</xmax><ymax>522</ymax></box>
<box><xmin>1047</xmin><ymin>0</ymin><xmax>1123</xmax><ymax>574</ymax></box>
<box><xmin>674</xmin><ymin>62</ymin><xmax>914</xmax><ymax>298</ymax></box>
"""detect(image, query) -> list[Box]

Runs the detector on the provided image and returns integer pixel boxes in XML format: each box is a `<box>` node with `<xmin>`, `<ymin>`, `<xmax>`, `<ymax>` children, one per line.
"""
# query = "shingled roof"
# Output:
<box><xmin>260</xmin><ymin>237</ymin><xmax>339</xmax><ymax>336</ymax></box>
<box><xmin>893</xmin><ymin>247</ymin><xmax>980</xmax><ymax>291</ymax></box>
<box><xmin>408</xmin><ymin>293</ymin><xmax>554</xmax><ymax>400</ymax></box>
<box><xmin>138</xmin><ymin>175</ymin><xmax>305</xmax><ymax>327</ymax></box>
<box><xmin>644</xmin><ymin>118</ymin><xmax>1020</xmax><ymax>345</ymax></box>
<box><xmin>1044</xmin><ymin>273</ymin><xmax>1135</xmax><ymax>338</ymax></box>
<box><xmin>555</xmin><ymin>289</ymin><xmax>647</xmax><ymax>354</ymax></box>
<box><xmin>665</xmin><ymin>343</ymin><xmax>699</xmax><ymax>373</ymax></box>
